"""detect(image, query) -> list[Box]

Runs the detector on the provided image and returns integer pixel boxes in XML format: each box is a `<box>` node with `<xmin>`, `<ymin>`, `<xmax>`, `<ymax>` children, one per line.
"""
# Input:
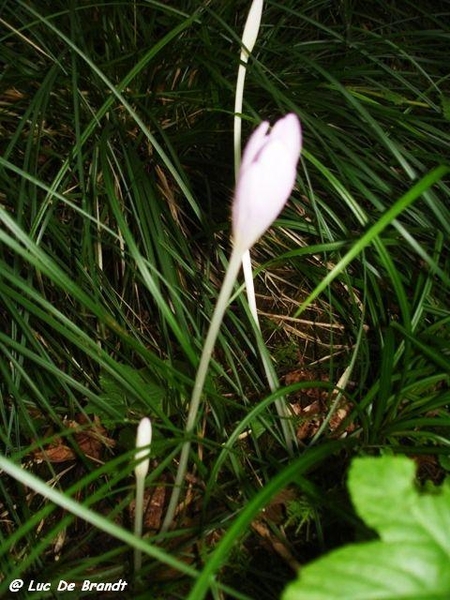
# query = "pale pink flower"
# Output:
<box><xmin>232</xmin><ymin>113</ymin><xmax>302</xmax><ymax>252</ymax></box>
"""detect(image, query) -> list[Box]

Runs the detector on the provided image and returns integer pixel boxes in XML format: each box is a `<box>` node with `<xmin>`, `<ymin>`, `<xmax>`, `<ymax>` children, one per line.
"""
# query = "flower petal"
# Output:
<box><xmin>240</xmin><ymin>120</ymin><xmax>270</xmax><ymax>170</ymax></box>
<box><xmin>269</xmin><ymin>113</ymin><xmax>302</xmax><ymax>160</ymax></box>
<box><xmin>233</xmin><ymin>139</ymin><xmax>297</xmax><ymax>250</ymax></box>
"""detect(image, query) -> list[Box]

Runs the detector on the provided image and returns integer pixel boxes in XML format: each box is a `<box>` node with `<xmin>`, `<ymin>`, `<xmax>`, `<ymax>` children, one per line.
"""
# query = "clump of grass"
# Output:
<box><xmin>0</xmin><ymin>1</ymin><xmax>449</xmax><ymax>598</ymax></box>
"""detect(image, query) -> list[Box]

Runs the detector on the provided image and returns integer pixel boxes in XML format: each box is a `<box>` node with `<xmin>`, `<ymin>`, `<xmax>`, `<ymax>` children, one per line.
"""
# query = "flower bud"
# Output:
<box><xmin>241</xmin><ymin>0</ymin><xmax>264</xmax><ymax>59</ymax></box>
<box><xmin>232</xmin><ymin>113</ymin><xmax>302</xmax><ymax>252</ymax></box>
<box><xmin>134</xmin><ymin>417</ymin><xmax>152</xmax><ymax>481</ymax></box>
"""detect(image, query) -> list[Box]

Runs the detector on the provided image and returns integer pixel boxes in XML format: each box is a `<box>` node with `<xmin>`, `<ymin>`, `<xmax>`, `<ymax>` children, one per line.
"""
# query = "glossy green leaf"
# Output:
<box><xmin>283</xmin><ymin>456</ymin><xmax>450</xmax><ymax>600</ymax></box>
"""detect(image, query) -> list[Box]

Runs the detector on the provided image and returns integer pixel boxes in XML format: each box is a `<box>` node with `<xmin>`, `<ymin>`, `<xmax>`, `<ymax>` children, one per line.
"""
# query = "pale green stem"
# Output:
<box><xmin>242</xmin><ymin>249</ymin><xmax>294</xmax><ymax>453</ymax></box>
<box><xmin>234</xmin><ymin>60</ymin><xmax>247</xmax><ymax>177</ymax></box>
<box><xmin>134</xmin><ymin>474</ymin><xmax>145</xmax><ymax>572</ymax></box>
<box><xmin>242</xmin><ymin>250</ymin><xmax>257</xmax><ymax>320</ymax></box>
<box><xmin>234</xmin><ymin>29</ymin><xmax>295</xmax><ymax>454</ymax></box>
<box><xmin>160</xmin><ymin>246</ymin><xmax>244</xmax><ymax>533</ymax></box>
<box><xmin>234</xmin><ymin>41</ymin><xmax>261</xmax><ymax>331</ymax></box>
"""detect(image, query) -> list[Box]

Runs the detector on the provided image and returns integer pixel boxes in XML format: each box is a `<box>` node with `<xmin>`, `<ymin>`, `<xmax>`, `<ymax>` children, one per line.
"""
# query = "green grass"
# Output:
<box><xmin>0</xmin><ymin>1</ymin><xmax>449</xmax><ymax>598</ymax></box>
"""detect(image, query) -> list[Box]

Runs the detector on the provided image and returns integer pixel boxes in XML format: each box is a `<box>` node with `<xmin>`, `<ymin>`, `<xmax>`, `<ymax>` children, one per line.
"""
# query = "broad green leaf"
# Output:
<box><xmin>349</xmin><ymin>456</ymin><xmax>417</xmax><ymax>539</ymax></box>
<box><xmin>283</xmin><ymin>456</ymin><xmax>450</xmax><ymax>600</ymax></box>
<box><xmin>350</xmin><ymin>457</ymin><xmax>450</xmax><ymax>554</ymax></box>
